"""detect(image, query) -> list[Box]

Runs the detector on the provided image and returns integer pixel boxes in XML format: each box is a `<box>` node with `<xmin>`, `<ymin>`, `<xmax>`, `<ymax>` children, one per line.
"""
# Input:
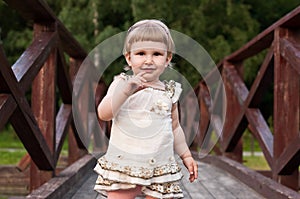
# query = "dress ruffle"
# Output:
<box><xmin>94</xmin><ymin>156</ymin><xmax>184</xmax><ymax>198</ymax></box>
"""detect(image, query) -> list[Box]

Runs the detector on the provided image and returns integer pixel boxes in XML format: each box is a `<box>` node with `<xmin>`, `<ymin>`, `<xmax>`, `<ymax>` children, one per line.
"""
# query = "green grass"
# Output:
<box><xmin>0</xmin><ymin>126</ymin><xmax>24</xmax><ymax>149</ymax></box>
<box><xmin>0</xmin><ymin>150</ymin><xmax>27</xmax><ymax>165</ymax></box>
<box><xmin>243</xmin><ymin>155</ymin><xmax>270</xmax><ymax>170</ymax></box>
<box><xmin>243</xmin><ymin>129</ymin><xmax>261</xmax><ymax>152</ymax></box>
<box><xmin>0</xmin><ymin>124</ymin><xmax>69</xmax><ymax>165</ymax></box>
<box><xmin>0</xmin><ymin>126</ymin><xmax>26</xmax><ymax>165</ymax></box>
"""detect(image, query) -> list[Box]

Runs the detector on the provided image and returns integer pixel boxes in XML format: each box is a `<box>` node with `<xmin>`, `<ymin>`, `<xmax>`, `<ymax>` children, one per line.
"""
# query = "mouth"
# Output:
<box><xmin>141</xmin><ymin>67</ymin><xmax>156</xmax><ymax>73</ymax></box>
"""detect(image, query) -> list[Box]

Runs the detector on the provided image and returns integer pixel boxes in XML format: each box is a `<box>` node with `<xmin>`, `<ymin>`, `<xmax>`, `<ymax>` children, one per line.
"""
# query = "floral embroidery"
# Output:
<box><xmin>97</xmin><ymin>157</ymin><xmax>181</xmax><ymax>180</ymax></box>
<box><xmin>164</xmin><ymin>80</ymin><xmax>176</xmax><ymax>98</ymax></box>
<box><xmin>150</xmin><ymin>99</ymin><xmax>170</xmax><ymax>115</ymax></box>
<box><xmin>148</xmin><ymin>182</ymin><xmax>182</xmax><ymax>194</ymax></box>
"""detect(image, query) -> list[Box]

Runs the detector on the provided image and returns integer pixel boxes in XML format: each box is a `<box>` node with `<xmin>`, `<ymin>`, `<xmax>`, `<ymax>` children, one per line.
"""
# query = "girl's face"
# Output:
<box><xmin>125</xmin><ymin>41</ymin><xmax>172</xmax><ymax>83</ymax></box>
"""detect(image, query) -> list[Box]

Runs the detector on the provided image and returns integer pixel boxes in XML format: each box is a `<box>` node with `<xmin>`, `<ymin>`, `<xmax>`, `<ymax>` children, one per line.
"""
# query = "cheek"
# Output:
<box><xmin>155</xmin><ymin>58</ymin><xmax>168</xmax><ymax>66</ymax></box>
<box><xmin>131</xmin><ymin>56</ymin><xmax>143</xmax><ymax>64</ymax></box>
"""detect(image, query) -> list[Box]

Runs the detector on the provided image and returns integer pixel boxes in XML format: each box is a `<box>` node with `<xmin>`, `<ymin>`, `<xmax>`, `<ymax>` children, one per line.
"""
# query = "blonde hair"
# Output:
<box><xmin>123</xmin><ymin>19</ymin><xmax>175</xmax><ymax>56</ymax></box>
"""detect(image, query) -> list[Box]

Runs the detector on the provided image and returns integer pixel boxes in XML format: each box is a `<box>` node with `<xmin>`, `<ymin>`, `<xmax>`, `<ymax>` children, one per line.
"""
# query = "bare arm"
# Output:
<box><xmin>97</xmin><ymin>73</ymin><xmax>146</xmax><ymax>121</ymax></box>
<box><xmin>171</xmin><ymin>103</ymin><xmax>198</xmax><ymax>182</ymax></box>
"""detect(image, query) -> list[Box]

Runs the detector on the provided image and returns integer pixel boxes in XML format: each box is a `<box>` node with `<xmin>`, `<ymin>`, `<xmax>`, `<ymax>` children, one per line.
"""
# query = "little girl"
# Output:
<box><xmin>94</xmin><ymin>19</ymin><xmax>198</xmax><ymax>199</ymax></box>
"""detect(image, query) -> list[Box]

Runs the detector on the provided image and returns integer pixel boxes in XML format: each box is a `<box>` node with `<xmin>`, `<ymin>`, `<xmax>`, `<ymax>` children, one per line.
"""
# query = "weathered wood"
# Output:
<box><xmin>12</xmin><ymin>32</ymin><xmax>58</xmax><ymax>92</ymax></box>
<box><xmin>55</xmin><ymin>104</ymin><xmax>72</xmax><ymax>163</ymax></box>
<box><xmin>0</xmin><ymin>94</ymin><xmax>16</xmax><ymax>130</ymax></box>
<box><xmin>227</xmin><ymin>6</ymin><xmax>300</xmax><ymax>62</ymax></box>
<box><xmin>0</xmin><ymin>46</ymin><xmax>54</xmax><ymax>170</ymax></box>
<box><xmin>60</xmin><ymin>159</ymin><xmax>265</xmax><ymax>199</ymax></box>
<box><xmin>202</xmin><ymin>155</ymin><xmax>300</xmax><ymax>199</ymax></box>
<box><xmin>275</xmin><ymin>137</ymin><xmax>300</xmax><ymax>175</ymax></box>
<box><xmin>246</xmin><ymin>109</ymin><xmax>273</xmax><ymax>166</ymax></box>
<box><xmin>274</xmin><ymin>27</ymin><xmax>299</xmax><ymax>190</ymax></box>
<box><xmin>280</xmin><ymin>38</ymin><xmax>300</xmax><ymax>75</ymax></box>
<box><xmin>24</xmin><ymin>155</ymin><xmax>96</xmax><ymax>199</ymax></box>
<box><xmin>195</xmin><ymin>83</ymin><xmax>210</xmax><ymax>151</ymax></box>
<box><xmin>222</xmin><ymin>63</ymin><xmax>247</xmax><ymax>157</ymax></box>
<box><xmin>0</xmin><ymin>166</ymin><xmax>29</xmax><ymax>195</ymax></box>
<box><xmin>17</xmin><ymin>154</ymin><xmax>31</xmax><ymax>172</ymax></box>
<box><xmin>30</xmin><ymin>26</ymin><xmax>57</xmax><ymax>189</ymax></box>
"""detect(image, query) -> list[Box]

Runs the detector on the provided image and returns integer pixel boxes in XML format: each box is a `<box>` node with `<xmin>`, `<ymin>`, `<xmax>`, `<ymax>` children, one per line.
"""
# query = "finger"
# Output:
<box><xmin>139</xmin><ymin>72</ymin><xmax>147</xmax><ymax>83</ymax></box>
<box><xmin>189</xmin><ymin>173</ymin><xmax>195</xmax><ymax>182</ymax></box>
<box><xmin>194</xmin><ymin>162</ymin><xmax>198</xmax><ymax>179</ymax></box>
<box><xmin>188</xmin><ymin>165</ymin><xmax>195</xmax><ymax>181</ymax></box>
<box><xmin>188</xmin><ymin>162</ymin><xmax>198</xmax><ymax>182</ymax></box>
<box><xmin>135</xmin><ymin>72</ymin><xmax>147</xmax><ymax>83</ymax></box>
<box><xmin>136</xmin><ymin>71</ymin><xmax>147</xmax><ymax>78</ymax></box>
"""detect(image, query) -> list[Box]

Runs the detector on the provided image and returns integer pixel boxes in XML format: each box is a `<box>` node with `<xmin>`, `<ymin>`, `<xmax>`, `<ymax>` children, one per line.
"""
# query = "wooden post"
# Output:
<box><xmin>195</xmin><ymin>83</ymin><xmax>211</xmax><ymax>153</ymax></box>
<box><xmin>68</xmin><ymin>58</ymin><xmax>87</xmax><ymax>165</ymax></box>
<box><xmin>30</xmin><ymin>23</ymin><xmax>56</xmax><ymax>190</ymax></box>
<box><xmin>222</xmin><ymin>62</ymin><xmax>243</xmax><ymax>163</ymax></box>
<box><xmin>273</xmin><ymin>27</ymin><xmax>299</xmax><ymax>190</ymax></box>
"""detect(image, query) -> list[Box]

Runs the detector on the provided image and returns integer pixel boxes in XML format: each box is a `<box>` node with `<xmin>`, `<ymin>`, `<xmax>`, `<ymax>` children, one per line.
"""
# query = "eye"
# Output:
<box><xmin>135</xmin><ymin>51</ymin><xmax>145</xmax><ymax>56</ymax></box>
<box><xmin>153</xmin><ymin>52</ymin><xmax>163</xmax><ymax>56</ymax></box>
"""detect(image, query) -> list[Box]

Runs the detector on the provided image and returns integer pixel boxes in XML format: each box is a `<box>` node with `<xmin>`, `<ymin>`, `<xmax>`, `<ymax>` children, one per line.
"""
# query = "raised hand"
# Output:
<box><xmin>122</xmin><ymin>72</ymin><xmax>147</xmax><ymax>96</ymax></box>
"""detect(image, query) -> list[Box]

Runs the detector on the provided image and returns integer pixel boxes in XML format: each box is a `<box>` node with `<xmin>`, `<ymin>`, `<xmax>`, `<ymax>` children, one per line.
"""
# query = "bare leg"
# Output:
<box><xmin>107</xmin><ymin>186</ymin><xmax>142</xmax><ymax>199</ymax></box>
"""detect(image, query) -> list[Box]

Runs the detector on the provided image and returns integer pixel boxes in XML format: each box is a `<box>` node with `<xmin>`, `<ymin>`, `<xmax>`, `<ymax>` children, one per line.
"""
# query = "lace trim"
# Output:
<box><xmin>97</xmin><ymin>156</ymin><xmax>181</xmax><ymax>180</ymax></box>
<box><xmin>147</xmin><ymin>182</ymin><xmax>182</xmax><ymax>194</ymax></box>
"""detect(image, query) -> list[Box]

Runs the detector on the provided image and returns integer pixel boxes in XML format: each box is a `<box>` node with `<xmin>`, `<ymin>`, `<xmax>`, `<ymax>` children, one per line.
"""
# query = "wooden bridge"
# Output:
<box><xmin>0</xmin><ymin>1</ymin><xmax>299</xmax><ymax>198</ymax></box>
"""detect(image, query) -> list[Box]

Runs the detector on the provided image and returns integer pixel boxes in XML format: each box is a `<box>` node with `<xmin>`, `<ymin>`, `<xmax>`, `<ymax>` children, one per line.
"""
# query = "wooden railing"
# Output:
<box><xmin>0</xmin><ymin>0</ymin><xmax>106</xmax><ymax>193</ymax></box>
<box><xmin>1</xmin><ymin>0</ymin><xmax>299</xmax><ymax>197</ymax></box>
<box><xmin>194</xmin><ymin>5</ymin><xmax>300</xmax><ymax>194</ymax></box>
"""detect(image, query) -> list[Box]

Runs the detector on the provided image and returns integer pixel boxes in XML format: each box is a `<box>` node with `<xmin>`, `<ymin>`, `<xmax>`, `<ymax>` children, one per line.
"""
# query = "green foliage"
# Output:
<box><xmin>1</xmin><ymin>0</ymin><xmax>299</xmax><ymax>115</ymax></box>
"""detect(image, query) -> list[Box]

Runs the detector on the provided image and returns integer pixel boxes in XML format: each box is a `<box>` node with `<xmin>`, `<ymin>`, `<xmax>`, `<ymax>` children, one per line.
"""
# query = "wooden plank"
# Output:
<box><xmin>12</xmin><ymin>32</ymin><xmax>58</xmax><ymax>92</ymax></box>
<box><xmin>274</xmin><ymin>27</ymin><xmax>299</xmax><ymax>190</ymax></box>
<box><xmin>61</xmin><ymin>159</ymin><xmax>265</xmax><ymax>199</ymax></box>
<box><xmin>55</xmin><ymin>104</ymin><xmax>72</xmax><ymax>163</ymax></box>
<box><xmin>63</xmin><ymin>171</ymin><xmax>98</xmax><ymax>199</ymax></box>
<box><xmin>196</xmin><ymin>83</ymin><xmax>210</xmax><ymax>151</ymax></box>
<box><xmin>275</xmin><ymin>137</ymin><xmax>300</xmax><ymax>175</ymax></box>
<box><xmin>0</xmin><ymin>166</ymin><xmax>29</xmax><ymax>196</ymax></box>
<box><xmin>222</xmin><ymin>64</ymin><xmax>247</xmax><ymax>154</ymax></box>
<box><xmin>246</xmin><ymin>108</ymin><xmax>273</xmax><ymax>166</ymax></box>
<box><xmin>224</xmin><ymin>64</ymin><xmax>249</xmax><ymax>103</ymax></box>
<box><xmin>0</xmin><ymin>94</ymin><xmax>16</xmax><ymax>130</ymax></box>
<box><xmin>202</xmin><ymin>155</ymin><xmax>300</xmax><ymax>199</ymax></box>
<box><xmin>30</xmin><ymin>45</ymin><xmax>57</xmax><ymax>190</ymax></box>
<box><xmin>17</xmin><ymin>153</ymin><xmax>31</xmax><ymax>172</ymax></box>
<box><xmin>26</xmin><ymin>155</ymin><xmax>96</xmax><ymax>199</ymax></box>
<box><xmin>0</xmin><ymin>46</ymin><xmax>54</xmax><ymax>170</ymax></box>
<box><xmin>227</xmin><ymin>6</ymin><xmax>300</xmax><ymax>62</ymax></box>
<box><xmin>280</xmin><ymin>38</ymin><xmax>300</xmax><ymax>75</ymax></box>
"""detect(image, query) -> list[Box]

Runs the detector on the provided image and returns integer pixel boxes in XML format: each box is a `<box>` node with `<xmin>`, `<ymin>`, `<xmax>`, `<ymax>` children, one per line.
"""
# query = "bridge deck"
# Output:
<box><xmin>63</xmin><ymin>160</ymin><xmax>265</xmax><ymax>199</ymax></box>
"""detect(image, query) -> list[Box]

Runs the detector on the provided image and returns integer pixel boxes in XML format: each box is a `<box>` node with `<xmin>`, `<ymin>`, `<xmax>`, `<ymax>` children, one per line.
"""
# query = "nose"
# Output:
<box><xmin>144</xmin><ymin>55</ymin><xmax>153</xmax><ymax>64</ymax></box>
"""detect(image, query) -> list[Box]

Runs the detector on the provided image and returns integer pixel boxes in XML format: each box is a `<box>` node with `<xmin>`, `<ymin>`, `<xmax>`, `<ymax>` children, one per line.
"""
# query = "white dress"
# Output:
<box><xmin>94</xmin><ymin>75</ymin><xmax>184</xmax><ymax>198</ymax></box>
